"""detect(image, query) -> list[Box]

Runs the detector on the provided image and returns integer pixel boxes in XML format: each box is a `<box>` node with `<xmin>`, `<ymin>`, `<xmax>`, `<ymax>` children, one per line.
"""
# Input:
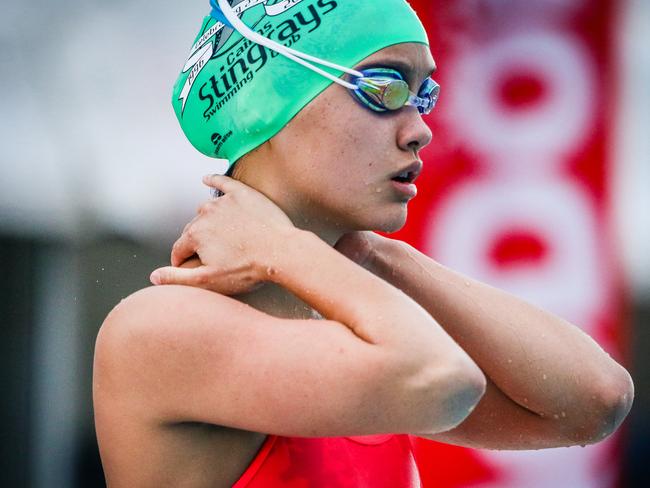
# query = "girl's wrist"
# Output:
<box><xmin>256</xmin><ymin>227</ymin><xmax>316</xmax><ymax>282</ymax></box>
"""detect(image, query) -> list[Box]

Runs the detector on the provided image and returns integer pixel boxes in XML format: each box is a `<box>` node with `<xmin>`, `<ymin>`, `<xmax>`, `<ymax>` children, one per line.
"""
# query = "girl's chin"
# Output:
<box><xmin>338</xmin><ymin>199</ymin><xmax>408</xmax><ymax>233</ymax></box>
<box><xmin>373</xmin><ymin>210</ymin><xmax>408</xmax><ymax>234</ymax></box>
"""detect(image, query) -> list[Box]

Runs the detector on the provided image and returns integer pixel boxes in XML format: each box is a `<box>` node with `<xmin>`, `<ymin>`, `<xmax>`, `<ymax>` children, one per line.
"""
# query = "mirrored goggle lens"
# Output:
<box><xmin>356</xmin><ymin>77</ymin><xmax>410</xmax><ymax>111</ymax></box>
<box><xmin>354</xmin><ymin>77</ymin><xmax>440</xmax><ymax>114</ymax></box>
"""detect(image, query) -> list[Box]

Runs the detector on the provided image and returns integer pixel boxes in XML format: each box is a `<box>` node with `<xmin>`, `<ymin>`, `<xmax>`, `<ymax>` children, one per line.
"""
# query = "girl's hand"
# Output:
<box><xmin>150</xmin><ymin>175</ymin><xmax>297</xmax><ymax>295</ymax></box>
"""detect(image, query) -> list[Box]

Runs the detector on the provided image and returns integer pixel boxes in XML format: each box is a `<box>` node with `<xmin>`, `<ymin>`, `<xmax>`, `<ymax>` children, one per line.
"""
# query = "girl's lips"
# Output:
<box><xmin>391</xmin><ymin>179</ymin><xmax>418</xmax><ymax>198</ymax></box>
<box><xmin>389</xmin><ymin>160</ymin><xmax>423</xmax><ymax>182</ymax></box>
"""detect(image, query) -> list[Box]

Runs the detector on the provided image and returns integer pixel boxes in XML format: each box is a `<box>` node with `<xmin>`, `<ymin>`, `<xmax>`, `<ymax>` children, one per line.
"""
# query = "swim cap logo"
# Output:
<box><xmin>211</xmin><ymin>130</ymin><xmax>234</xmax><ymax>154</ymax></box>
<box><xmin>179</xmin><ymin>0</ymin><xmax>306</xmax><ymax>114</ymax></box>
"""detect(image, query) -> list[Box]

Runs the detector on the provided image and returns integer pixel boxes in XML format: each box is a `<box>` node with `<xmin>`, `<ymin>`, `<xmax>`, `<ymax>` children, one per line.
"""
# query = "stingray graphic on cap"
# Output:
<box><xmin>178</xmin><ymin>0</ymin><xmax>307</xmax><ymax>113</ymax></box>
<box><xmin>209</xmin><ymin>0</ymin><xmax>283</xmax><ymax>59</ymax></box>
<box><xmin>211</xmin><ymin>0</ymin><xmax>318</xmax><ymax>61</ymax></box>
<box><xmin>210</xmin><ymin>0</ymin><xmax>247</xmax><ymax>55</ymax></box>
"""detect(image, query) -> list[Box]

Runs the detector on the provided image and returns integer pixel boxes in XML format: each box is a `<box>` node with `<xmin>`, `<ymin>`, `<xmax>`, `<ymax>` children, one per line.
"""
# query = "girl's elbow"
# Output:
<box><xmin>418</xmin><ymin>358</ymin><xmax>486</xmax><ymax>434</ymax></box>
<box><xmin>592</xmin><ymin>369</ymin><xmax>634</xmax><ymax>439</ymax></box>
<box><xmin>567</xmin><ymin>368</ymin><xmax>634</xmax><ymax>445</ymax></box>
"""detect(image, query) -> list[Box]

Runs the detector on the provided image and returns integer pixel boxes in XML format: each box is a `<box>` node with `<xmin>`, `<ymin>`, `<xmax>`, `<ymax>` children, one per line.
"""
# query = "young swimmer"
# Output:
<box><xmin>93</xmin><ymin>1</ymin><xmax>634</xmax><ymax>486</ymax></box>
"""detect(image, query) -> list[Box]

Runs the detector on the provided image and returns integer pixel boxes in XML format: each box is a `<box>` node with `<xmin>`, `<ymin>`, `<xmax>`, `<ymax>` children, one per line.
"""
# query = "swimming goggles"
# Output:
<box><xmin>348</xmin><ymin>67</ymin><xmax>439</xmax><ymax>114</ymax></box>
<box><xmin>215</xmin><ymin>0</ymin><xmax>440</xmax><ymax>115</ymax></box>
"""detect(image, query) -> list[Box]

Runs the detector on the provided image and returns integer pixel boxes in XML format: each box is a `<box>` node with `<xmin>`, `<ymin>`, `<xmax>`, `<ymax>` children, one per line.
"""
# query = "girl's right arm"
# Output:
<box><xmin>95</xmin><ymin>227</ymin><xmax>484</xmax><ymax>438</ymax></box>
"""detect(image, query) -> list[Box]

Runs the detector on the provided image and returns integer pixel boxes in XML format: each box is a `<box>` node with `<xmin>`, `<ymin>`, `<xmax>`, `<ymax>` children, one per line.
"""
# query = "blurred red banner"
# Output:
<box><xmin>387</xmin><ymin>1</ymin><xmax>630</xmax><ymax>486</ymax></box>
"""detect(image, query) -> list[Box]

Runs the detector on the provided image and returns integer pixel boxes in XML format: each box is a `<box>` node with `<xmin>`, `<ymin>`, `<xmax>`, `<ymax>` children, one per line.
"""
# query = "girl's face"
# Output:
<box><xmin>238</xmin><ymin>43</ymin><xmax>437</xmax><ymax>243</ymax></box>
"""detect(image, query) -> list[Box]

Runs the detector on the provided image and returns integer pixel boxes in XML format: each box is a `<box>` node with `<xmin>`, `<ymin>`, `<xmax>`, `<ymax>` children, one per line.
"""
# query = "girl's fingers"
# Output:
<box><xmin>171</xmin><ymin>233</ymin><xmax>197</xmax><ymax>268</ymax></box>
<box><xmin>202</xmin><ymin>174</ymin><xmax>239</xmax><ymax>193</ymax></box>
<box><xmin>150</xmin><ymin>266</ymin><xmax>213</xmax><ymax>287</ymax></box>
<box><xmin>150</xmin><ymin>266</ymin><xmax>254</xmax><ymax>296</ymax></box>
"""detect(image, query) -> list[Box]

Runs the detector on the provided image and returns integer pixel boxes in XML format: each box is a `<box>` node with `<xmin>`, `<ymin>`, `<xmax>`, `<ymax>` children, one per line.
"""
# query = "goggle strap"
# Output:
<box><xmin>217</xmin><ymin>1</ymin><xmax>440</xmax><ymax>112</ymax></box>
<box><xmin>216</xmin><ymin>0</ymin><xmax>362</xmax><ymax>89</ymax></box>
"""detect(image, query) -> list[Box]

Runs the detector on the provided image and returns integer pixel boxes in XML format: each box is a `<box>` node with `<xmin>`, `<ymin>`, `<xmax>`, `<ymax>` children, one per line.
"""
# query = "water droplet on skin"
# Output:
<box><xmin>464</xmin><ymin>281</ymin><xmax>471</xmax><ymax>287</ymax></box>
<box><xmin>561</xmin><ymin>411</ymin><xmax>566</xmax><ymax>418</ymax></box>
<box><xmin>507</xmin><ymin>359</ymin><xmax>512</xmax><ymax>364</ymax></box>
<box><xmin>542</xmin><ymin>374</ymin><xmax>547</xmax><ymax>380</ymax></box>
<box><xmin>553</xmin><ymin>414</ymin><xmax>559</xmax><ymax>419</ymax></box>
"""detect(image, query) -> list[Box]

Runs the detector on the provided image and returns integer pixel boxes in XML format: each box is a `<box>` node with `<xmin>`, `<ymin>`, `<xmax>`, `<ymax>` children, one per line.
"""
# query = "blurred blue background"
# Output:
<box><xmin>1</xmin><ymin>0</ymin><xmax>648</xmax><ymax>486</ymax></box>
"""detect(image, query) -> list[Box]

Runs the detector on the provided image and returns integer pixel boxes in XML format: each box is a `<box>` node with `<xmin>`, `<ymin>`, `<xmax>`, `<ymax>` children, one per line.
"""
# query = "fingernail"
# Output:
<box><xmin>150</xmin><ymin>271</ymin><xmax>161</xmax><ymax>285</ymax></box>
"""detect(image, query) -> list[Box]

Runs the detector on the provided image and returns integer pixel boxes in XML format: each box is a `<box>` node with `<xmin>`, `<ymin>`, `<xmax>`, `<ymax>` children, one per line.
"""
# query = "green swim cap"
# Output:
<box><xmin>172</xmin><ymin>0</ymin><xmax>429</xmax><ymax>172</ymax></box>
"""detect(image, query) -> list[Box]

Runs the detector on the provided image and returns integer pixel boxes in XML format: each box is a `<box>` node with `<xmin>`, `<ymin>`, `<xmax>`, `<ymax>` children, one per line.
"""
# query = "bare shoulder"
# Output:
<box><xmin>93</xmin><ymin>285</ymin><xmax>239</xmax><ymax>411</ymax></box>
<box><xmin>97</xmin><ymin>284</ymin><xmax>243</xmax><ymax>339</ymax></box>
<box><xmin>93</xmin><ymin>286</ymin><xmax>271</xmax><ymax>485</ymax></box>
<box><xmin>93</xmin><ymin>282</ymin><xmax>268</xmax><ymax>412</ymax></box>
<box><xmin>93</xmin><ymin>281</ymin><xmax>429</xmax><ymax>438</ymax></box>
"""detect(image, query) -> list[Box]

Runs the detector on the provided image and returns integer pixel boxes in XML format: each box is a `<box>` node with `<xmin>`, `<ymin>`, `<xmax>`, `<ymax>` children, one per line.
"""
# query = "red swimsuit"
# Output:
<box><xmin>232</xmin><ymin>433</ymin><xmax>423</xmax><ymax>487</ymax></box>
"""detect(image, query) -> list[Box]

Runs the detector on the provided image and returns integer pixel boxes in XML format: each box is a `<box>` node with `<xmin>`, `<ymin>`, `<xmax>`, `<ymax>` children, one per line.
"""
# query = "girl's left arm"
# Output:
<box><xmin>365</xmin><ymin>235</ymin><xmax>634</xmax><ymax>450</ymax></box>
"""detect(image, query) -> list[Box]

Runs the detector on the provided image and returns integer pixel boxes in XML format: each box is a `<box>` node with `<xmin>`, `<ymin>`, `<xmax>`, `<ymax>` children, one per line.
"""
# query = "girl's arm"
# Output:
<box><xmin>96</xmin><ymin>177</ymin><xmax>487</xmax><ymax>439</ymax></box>
<box><xmin>360</xmin><ymin>234</ymin><xmax>633</xmax><ymax>449</ymax></box>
